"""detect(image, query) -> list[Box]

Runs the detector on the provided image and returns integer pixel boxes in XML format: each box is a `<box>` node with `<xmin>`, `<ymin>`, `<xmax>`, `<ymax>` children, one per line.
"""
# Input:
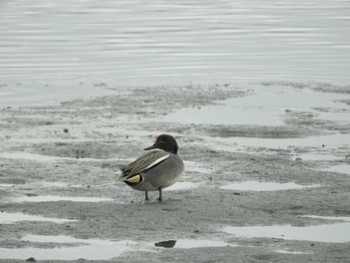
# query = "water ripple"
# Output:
<box><xmin>0</xmin><ymin>0</ymin><xmax>349</xmax><ymax>84</ymax></box>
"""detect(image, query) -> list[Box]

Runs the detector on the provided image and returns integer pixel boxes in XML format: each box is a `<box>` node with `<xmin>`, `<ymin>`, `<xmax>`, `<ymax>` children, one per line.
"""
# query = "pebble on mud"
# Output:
<box><xmin>26</xmin><ymin>257</ymin><xmax>36</xmax><ymax>262</ymax></box>
<box><xmin>154</xmin><ymin>240</ymin><xmax>177</xmax><ymax>248</ymax></box>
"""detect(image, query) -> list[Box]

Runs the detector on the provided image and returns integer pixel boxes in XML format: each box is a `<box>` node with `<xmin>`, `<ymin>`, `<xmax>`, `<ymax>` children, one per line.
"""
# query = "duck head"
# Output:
<box><xmin>144</xmin><ymin>134</ymin><xmax>179</xmax><ymax>154</ymax></box>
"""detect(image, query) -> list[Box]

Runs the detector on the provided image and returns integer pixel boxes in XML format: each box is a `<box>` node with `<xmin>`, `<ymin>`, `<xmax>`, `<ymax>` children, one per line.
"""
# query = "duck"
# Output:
<box><xmin>120</xmin><ymin>134</ymin><xmax>184</xmax><ymax>201</ymax></box>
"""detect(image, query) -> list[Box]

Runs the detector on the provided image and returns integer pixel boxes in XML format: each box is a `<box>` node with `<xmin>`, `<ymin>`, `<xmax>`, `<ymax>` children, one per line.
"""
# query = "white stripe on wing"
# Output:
<box><xmin>143</xmin><ymin>154</ymin><xmax>169</xmax><ymax>171</ymax></box>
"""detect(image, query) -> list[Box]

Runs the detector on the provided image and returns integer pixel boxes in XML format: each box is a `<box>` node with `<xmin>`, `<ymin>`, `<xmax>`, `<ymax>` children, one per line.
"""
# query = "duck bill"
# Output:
<box><xmin>144</xmin><ymin>144</ymin><xmax>157</xmax><ymax>151</ymax></box>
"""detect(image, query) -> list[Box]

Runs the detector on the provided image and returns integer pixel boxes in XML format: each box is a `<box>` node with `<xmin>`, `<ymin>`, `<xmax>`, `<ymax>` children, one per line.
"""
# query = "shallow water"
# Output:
<box><xmin>0</xmin><ymin>152</ymin><xmax>117</xmax><ymax>163</ymax></box>
<box><xmin>223</xmin><ymin>222</ymin><xmax>350</xmax><ymax>243</ymax></box>
<box><xmin>322</xmin><ymin>164</ymin><xmax>350</xmax><ymax>175</ymax></box>
<box><xmin>0</xmin><ymin>212</ymin><xmax>77</xmax><ymax>224</ymax></box>
<box><xmin>0</xmin><ymin>234</ymin><xmax>231</xmax><ymax>260</ymax></box>
<box><xmin>165</xmin><ymin>100</ymin><xmax>285</xmax><ymax>126</ymax></box>
<box><xmin>175</xmin><ymin>239</ymin><xmax>232</xmax><ymax>249</ymax></box>
<box><xmin>1</xmin><ymin>0</ymin><xmax>350</xmax><ymax>106</ymax></box>
<box><xmin>203</xmin><ymin>134</ymin><xmax>350</xmax><ymax>151</ymax></box>
<box><xmin>293</xmin><ymin>153</ymin><xmax>341</xmax><ymax>161</ymax></box>
<box><xmin>166</xmin><ymin>182</ymin><xmax>201</xmax><ymax>191</ymax></box>
<box><xmin>301</xmin><ymin>215</ymin><xmax>350</xmax><ymax>222</ymax></box>
<box><xmin>12</xmin><ymin>195</ymin><xmax>114</xmax><ymax>203</ymax></box>
<box><xmin>0</xmin><ymin>235</ymin><xmax>140</xmax><ymax>260</ymax></box>
<box><xmin>220</xmin><ymin>181</ymin><xmax>319</xmax><ymax>191</ymax></box>
<box><xmin>275</xmin><ymin>249</ymin><xmax>307</xmax><ymax>255</ymax></box>
<box><xmin>0</xmin><ymin>152</ymin><xmax>67</xmax><ymax>162</ymax></box>
<box><xmin>166</xmin><ymin>85</ymin><xmax>350</xmax><ymax>126</ymax></box>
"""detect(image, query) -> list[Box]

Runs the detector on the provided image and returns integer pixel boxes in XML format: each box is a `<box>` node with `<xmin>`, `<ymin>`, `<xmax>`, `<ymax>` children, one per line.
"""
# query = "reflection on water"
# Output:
<box><xmin>0</xmin><ymin>0</ymin><xmax>350</xmax><ymax>87</ymax></box>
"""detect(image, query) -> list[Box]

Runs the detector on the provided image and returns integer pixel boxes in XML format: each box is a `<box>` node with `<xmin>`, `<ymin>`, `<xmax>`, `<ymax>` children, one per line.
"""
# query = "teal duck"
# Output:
<box><xmin>120</xmin><ymin>134</ymin><xmax>184</xmax><ymax>201</ymax></box>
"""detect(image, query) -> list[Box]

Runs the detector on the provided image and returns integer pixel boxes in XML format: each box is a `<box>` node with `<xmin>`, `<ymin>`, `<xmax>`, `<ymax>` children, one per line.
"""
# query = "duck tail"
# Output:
<box><xmin>116</xmin><ymin>166</ymin><xmax>126</xmax><ymax>180</ymax></box>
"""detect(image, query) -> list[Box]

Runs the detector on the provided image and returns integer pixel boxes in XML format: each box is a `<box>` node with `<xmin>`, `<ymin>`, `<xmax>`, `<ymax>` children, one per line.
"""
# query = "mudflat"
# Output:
<box><xmin>0</xmin><ymin>82</ymin><xmax>350</xmax><ymax>262</ymax></box>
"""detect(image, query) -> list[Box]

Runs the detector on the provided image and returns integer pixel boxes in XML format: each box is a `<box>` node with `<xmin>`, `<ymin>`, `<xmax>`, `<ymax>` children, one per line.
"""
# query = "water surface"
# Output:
<box><xmin>220</xmin><ymin>181</ymin><xmax>319</xmax><ymax>191</ymax></box>
<box><xmin>1</xmin><ymin>0</ymin><xmax>350</xmax><ymax>106</ymax></box>
<box><xmin>223</xmin><ymin>223</ymin><xmax>350</xmax><ymax>243</ymax></box>
<box><xmin>165</xmin><ymin>85</ymin><xmax>350</xmax><ymax>126</ymax></box>
<box><xmin>0</xmin><ymin>212</ymin><xmax>77</xmax><ymax>224</ymax></box>
<box><xmin>0</xmin><ymin>234</ymin><xmax>232</xmax><ymax>260</ymax></box>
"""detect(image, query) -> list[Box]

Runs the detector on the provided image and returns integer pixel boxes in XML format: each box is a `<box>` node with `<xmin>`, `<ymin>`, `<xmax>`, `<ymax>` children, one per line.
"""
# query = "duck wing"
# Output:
<box><xmin>120</xmin><ymin>150</ymin><xmax>170</xmax><ymax>178</ymax></box>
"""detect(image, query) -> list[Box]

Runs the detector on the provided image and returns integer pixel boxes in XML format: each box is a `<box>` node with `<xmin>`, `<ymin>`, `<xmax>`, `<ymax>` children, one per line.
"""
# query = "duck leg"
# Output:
<box><xmin>145</xmin><ymin>191</ymin><xmax>149</xmax><ymax>201</ymax></box>
<box><xmin>158</xmin><ymin>188</ymin><xmax>163</xmax><ymax>202</ymax></box>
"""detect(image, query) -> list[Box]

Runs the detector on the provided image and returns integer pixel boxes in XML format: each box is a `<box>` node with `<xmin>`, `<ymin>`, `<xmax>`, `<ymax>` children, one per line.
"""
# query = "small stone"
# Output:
<box><xmin>26</xmin><ymin>257</ymin><xmax>36</xmax><ymax>262</ymax></box>
<box><xmin>25</xmin><ymin>193</ymin><xmax>38</xmax><ymax>197</ymax></box>
<box><xmin>155</xmin><ymin>240</ymin><xmax>177</xmax><ymax>248</ymax></box>
<box><xmin>63</xmin><ymin>128</ymin><xmax>69</xmax><ymax>133</ymax></box>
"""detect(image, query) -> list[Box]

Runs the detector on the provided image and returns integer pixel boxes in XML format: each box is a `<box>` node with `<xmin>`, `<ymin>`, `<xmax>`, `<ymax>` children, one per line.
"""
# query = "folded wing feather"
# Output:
<box><xmin>120</xmin><ymin>150</ymin><xmax>170</xmax><ymax>178</ymax></box>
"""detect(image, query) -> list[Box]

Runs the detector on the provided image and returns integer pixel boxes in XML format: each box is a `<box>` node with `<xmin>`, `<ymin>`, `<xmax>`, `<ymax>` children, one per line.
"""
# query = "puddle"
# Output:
<box><xmin>222</xmin><ymin>223</ymin><xmax>350</xmax><ymax>243</ymax></box>
<box><xmin>165</xmin><ymin>103</ymin><xmax>285</xmax><ymax>126</ymax></box>
<box><xmin>0</xmin><ymin>235</ymin><xmax>232</xmax><ymax>260</ymax></box>
<box><xmin>0</xmin><ymin>181</ymin><xmax>103</xmax><ymax>190</ymax></box>
<box><xmin>220</xmin><ymin>181</ymin><xmax>319</xmax><ymax>191</ymax></box>
<box><xmin>318</xmin><ymin>111</ymin><xmax>350</xmax><ymax>123</ymax></box>
<box><xmin>301</xmin><ymin>215</ymin><xmax>350</xmax><ymax>222</ymax></box>
<box><xmin>0</xmin><ymin>152</ymin><xmax>115</xmax><ymax>163</ymax></box>
<box><xmin>245</xmin><ymin>134</ymin><xmax>350</xmax><ymax>149</ymax></box>
<box><xmin>275</xmin><ymin>249</ymin><xmax>307</xmax><ymax>255</ymax></box>
<box><xmin>0</xmin><ymin>152</ymin><xmax>65</xmax><ymax>162</ymax></box>
<box><xmin>0</xmin><ymin>212</ymin><xmax>77</xmax><ymax>224</ymax></box>
<box><xmin>203</xmin><ymin>134</ymin><xmax>350</xmax><ymax>151</ymax></box>
<box><xmin>12</xmin><ymin>195</ymin><xmax>114</xmax><ymax>203</ymax></box>
<box><xmin>293</xmin><ymin>153</ymin><xmax>341</xmax><ymax>161</ymax></box>
<box><xmin>33</xmin><ymin>181</ymin><xmax>70</xmax><ymax>188</ymax></box>
<box><xmin>323</xmin><ymin>164</ymin><xmax>350</xmax><ymax>175</ymax></box>
<box><xmin>183</xmin><ymin>161</ymin><xmax>212</xmax><ymax>174</ymax></box>
<box><xmin>175</xmin><ymin>239</ymin><xmax>232</xmax><ymax>249</ymax></box>
<box><xmin>6</xmin><ymin>138</ymin><xmax>96</xmax><ymax>144</ymax></box>
<box><xmin>0</xmin><ymin>183</ymin><xmax>17</xmax><ymax>189</ymax></box>
<box><xmin>165</xmin><ymin>86</ymin><xmax>350</xmax><ymax>126</ymax></box>
<box><xmin>166</xmin><ymin>182</ymin><xmax>201</xmax><ymax>191</ymax></box>
<box><xmin>0</xmin><ymin>235</ymin><xmax>144</xmax><ymax>261</ymax></box>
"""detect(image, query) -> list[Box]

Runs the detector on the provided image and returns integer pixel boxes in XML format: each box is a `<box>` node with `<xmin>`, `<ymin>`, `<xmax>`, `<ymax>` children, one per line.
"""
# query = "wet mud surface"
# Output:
<box><xmin>0</xmin><ymin>82</ymin><xmax>350</xmax><ymax>262</ymax></box>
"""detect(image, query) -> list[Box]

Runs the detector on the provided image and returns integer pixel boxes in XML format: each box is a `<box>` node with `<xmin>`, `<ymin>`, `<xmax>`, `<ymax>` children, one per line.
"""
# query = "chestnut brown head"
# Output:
<box><xmin>144</xmin><ymin>134</ymin><xmax>179</xmax><ymax>154</ymax></box>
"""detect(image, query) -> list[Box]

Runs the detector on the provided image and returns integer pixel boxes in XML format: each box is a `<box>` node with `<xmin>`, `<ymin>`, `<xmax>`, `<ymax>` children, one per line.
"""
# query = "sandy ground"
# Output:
<box><xmin>0</xmin><ymin>82</ymin><xmax>350</xmax><ymax>262</ymax></box>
